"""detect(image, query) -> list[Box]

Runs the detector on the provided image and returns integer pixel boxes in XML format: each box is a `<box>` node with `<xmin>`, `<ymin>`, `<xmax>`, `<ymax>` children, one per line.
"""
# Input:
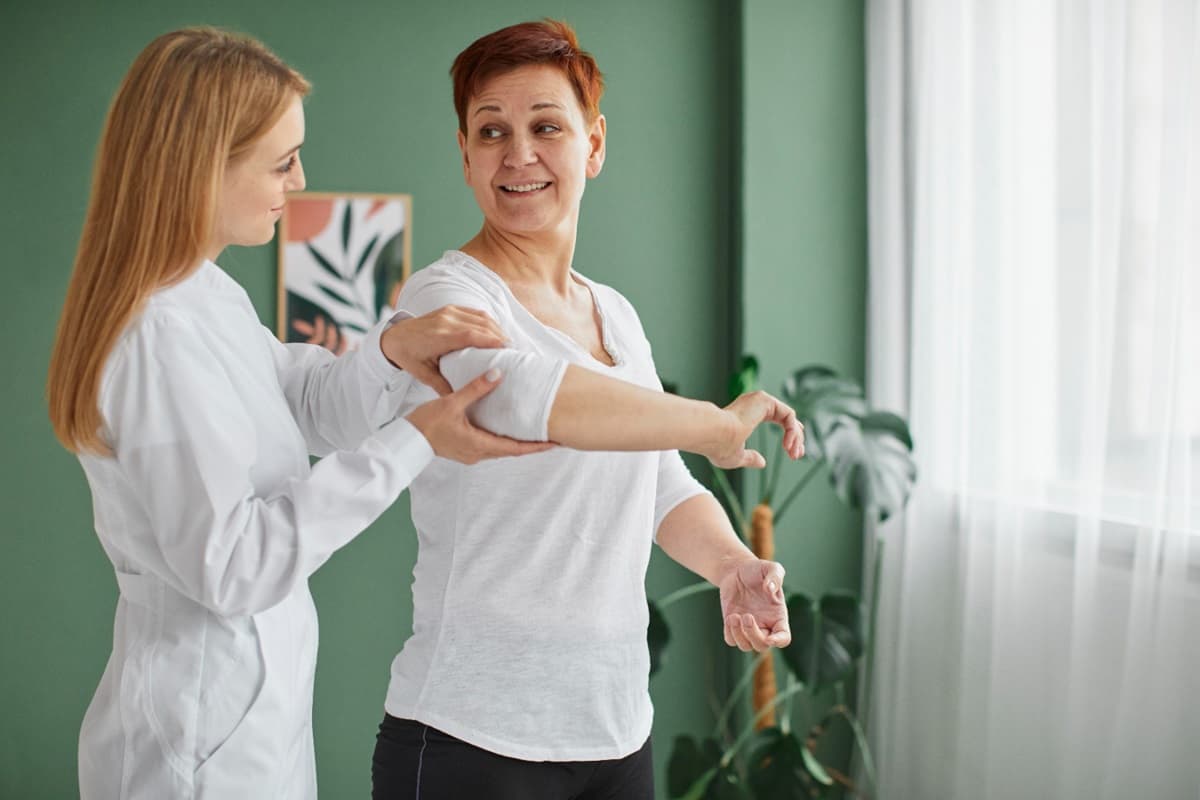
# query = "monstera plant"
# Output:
<box><xmin>650</xmin><ymin>359</ymin><xmax>916</xmax><ymax>799</ymax></box>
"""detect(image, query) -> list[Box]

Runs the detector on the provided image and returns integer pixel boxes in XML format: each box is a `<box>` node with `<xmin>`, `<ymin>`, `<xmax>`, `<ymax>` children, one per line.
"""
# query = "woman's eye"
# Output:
<box><xmin>479</xmin><ymin>126</ymin><xmax>503</xmax><ymax>140</ymax></box>
<box><xmin>277</xmin><ymin>155</ymin><xmax>297</xmax><ymax>174</ymax></box>
<box><xmin>536</xmin><ymin>123</ymin><xmax>560</xmax><ymax>134</ymax></box>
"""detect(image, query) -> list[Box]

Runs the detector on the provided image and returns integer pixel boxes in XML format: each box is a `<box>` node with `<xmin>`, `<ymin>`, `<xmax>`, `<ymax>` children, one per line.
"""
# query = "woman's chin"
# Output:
<box><xmin>484</xmin><ymin>211</ymin><xmax>571</xmax><ymax>238</ymax></box>
<box><xmin>248</xmin><ymin>225</ymin><xmax>279</xmax><ymax>247</ymax></box>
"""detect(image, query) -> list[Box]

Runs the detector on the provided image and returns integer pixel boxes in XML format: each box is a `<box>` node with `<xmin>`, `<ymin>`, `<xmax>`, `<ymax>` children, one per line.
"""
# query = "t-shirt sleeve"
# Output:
<box><xmin>652</xmin><ymin>451</ymin><xmax>711</xmax><ymax>540</ymax></box>
<box><xmin>396</xmin><ymin>271</ymin><xmax>568</xmax><ymax>441</ymax></box>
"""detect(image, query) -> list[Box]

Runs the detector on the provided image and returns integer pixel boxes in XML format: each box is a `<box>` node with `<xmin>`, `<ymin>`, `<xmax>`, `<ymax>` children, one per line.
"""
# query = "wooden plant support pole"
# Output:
<box><xmin>749</xmin><ymin>502</ymin><xmax>777</xmax><ymax>729</ymax></box>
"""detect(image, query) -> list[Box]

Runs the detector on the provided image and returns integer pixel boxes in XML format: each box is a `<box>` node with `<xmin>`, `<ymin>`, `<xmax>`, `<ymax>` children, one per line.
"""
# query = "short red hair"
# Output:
<box><xmin>450</xmin><ymin>19</ymin><xmax>605</xmax><ymax>133</ymax></box>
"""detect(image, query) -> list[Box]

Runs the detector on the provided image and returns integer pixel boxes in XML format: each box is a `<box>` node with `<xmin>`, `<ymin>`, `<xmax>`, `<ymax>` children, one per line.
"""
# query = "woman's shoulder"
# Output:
<box><xmin>399</xmin><ymin>250</ymin><xmax>510</xmax><ymax>310</ymax></box>
<box><xmin>105</xmin><ymin>271</ymin><xmax>252</xmax><ymax>395</ymax></box>
<box><xmin>96</xmin><ymin>302</ymin><xmax>196</xmax><ymax>412</ymax></box>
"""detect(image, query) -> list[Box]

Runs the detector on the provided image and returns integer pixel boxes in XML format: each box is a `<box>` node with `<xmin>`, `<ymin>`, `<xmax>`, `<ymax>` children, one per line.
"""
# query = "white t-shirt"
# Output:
<box><xmin>384</xmin><ymin>250</ymin><xmax>709</xmax><ymax>761</ymax></box>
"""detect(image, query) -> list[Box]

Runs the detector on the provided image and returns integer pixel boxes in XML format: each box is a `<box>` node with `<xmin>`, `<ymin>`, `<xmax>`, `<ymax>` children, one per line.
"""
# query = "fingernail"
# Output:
<box><xmin>485</xmin><ymin>368</ymin><xmax>501</xmax><ymax>382</ymax></box>
<box><xmin>768</xmin><ymin>581</ymin><xmax>777</xmax><ymax>593</ymax></box>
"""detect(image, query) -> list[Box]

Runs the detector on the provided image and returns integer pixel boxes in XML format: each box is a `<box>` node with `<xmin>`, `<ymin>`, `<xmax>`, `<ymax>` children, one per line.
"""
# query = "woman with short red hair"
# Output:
<box><xmin>371</xmin><ymin>21</ymin><xmax>802</xmax><ymax>799</ymax></box>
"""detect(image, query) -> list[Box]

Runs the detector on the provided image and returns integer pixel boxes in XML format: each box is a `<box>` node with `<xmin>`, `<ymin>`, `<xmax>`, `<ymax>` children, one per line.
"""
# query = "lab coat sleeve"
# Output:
<box><xmin>395</xmin><ymin>275</ymin><xmax>568</xmax><ymax>441</ymax></box>
<box><xmin>102</xmin><ymin>312</ymin><xmax>433</xmax><ymax>617</ymax></box>
<box><xmin>264</xmin><ymin>318</ymin><xmax>412</xmax><ymax>456</ymax></box>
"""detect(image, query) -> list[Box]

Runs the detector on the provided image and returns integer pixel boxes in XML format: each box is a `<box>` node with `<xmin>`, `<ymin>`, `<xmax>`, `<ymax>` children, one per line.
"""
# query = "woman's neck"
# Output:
<box><xmin>461</xmin><ymin>223</ymin><xmax>577</xmax><ymax>297</ymax></box>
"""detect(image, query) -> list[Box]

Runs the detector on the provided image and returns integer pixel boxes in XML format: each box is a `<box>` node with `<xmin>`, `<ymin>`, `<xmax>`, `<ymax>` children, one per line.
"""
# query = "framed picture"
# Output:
<box><xmin>277</xmin><ymin>191</ymin><xmax>411</xmax><ymax>353</ymax></box>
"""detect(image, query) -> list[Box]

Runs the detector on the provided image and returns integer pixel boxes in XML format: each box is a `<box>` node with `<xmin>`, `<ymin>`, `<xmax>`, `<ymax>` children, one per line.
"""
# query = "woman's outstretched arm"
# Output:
<box><xmin>545</xmin><ymin>364</ymin><xmax>803</xmax><ymax>469</ymax></box>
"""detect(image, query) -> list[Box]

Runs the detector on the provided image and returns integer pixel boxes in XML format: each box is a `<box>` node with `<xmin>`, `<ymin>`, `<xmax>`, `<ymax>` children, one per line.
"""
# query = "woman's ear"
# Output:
<box><xmin>457</xmin><ymin>129</ymin><xmax>471</xmax><ymax>183</ymax></box>
<box><xmin>586</xmin><ymin>114</ymin><xmax>606</xmax><ymax>179</ymax></box>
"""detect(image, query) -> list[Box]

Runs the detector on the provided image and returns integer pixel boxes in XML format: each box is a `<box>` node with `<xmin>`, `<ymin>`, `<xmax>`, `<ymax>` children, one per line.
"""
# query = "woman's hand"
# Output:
<box><xmin>405</xmin><ymin>370</ymin><xmax>553</xmax><ymax>464</ymax></box>
<box><xmin>381</xmin><ymin>306</ymin><xmax>508</xmax><ymax>395</ymax></box>
<box><xmin>293</xmin><ymin>313</ymin><xmax>347</xmax><ymax>354</ymax></box>
<box><xmin>705</xmin><ymin>391</ymin><xmax>805</xmax><ymax>470</ymax></box>
<box><xmin>719</xmin><ymin>557</ymin><xmax>791</xmax><ymax>652</ymax></box>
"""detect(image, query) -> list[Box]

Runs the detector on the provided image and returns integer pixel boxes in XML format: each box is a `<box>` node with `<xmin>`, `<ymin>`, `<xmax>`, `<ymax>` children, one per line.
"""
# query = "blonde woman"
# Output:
<box><xmin>47</xmin><ymin>28</ymin><xmax>547</xmax><ymax>799</ymax></box>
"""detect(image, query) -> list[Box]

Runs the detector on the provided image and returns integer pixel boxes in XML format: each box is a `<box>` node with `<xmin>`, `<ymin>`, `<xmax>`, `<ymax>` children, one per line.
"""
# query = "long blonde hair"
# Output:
<box><xmin>47</xmin><ymin>28</ymin><xmax>310</xmax><ymax>454</ymax></box>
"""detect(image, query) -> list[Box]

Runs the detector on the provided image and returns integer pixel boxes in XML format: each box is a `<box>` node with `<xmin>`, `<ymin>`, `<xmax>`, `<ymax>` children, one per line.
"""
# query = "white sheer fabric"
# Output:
<box><xmin>865</xmin><ymin>1</ymin><xmax>1200</xmax><ymax>798</ymax></box>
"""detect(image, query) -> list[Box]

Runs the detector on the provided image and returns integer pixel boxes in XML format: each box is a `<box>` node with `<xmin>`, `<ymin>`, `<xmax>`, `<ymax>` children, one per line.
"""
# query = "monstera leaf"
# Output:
<box><xmin>648</xmin><ymin>599</ymin><xmax>670</xmax><ymax>678</ymax></box>
<box><xmin>701</xmin><ymin>767</ymin><xmax>752</xmax><ymax>800</ymax></box>
<box><xmin>779</xmin><ymin>591</ymin><xmax>865</xmax><ymax>690</ymax></box>
<box><xmin>668</xmin><ymin>736</ymin><xmax>722</xmax><ymax>798</ymax></box>
<box><xmin>781</xmin><ymin>366</ymin><xmax>867</xmax><ymax>459</ymax></box>
<box><xmin>373</xmin><ymin>229</ymin><xmax>407</xmax><ymax>318</ymax></box>
<box><xmin>667</xmin><ymin>735</ymin><xmax>750</xmax><ymax>800</ymax></box>
<box><xmin>782</xmin><ymin>365</ymin><xmax>916</xmax><ymax>522</ymax></box>
<box><xmin>746</xmin><ymin>727</ymin><xmax>830</xmax><ymax>799</ymax></box>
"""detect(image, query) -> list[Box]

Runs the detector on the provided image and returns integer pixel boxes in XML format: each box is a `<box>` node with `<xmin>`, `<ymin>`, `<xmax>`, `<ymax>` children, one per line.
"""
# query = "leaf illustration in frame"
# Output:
<box><xmin>278</xmin><ymin>192</ymin><xmax>411</xmax><ymax>353</ymax></box>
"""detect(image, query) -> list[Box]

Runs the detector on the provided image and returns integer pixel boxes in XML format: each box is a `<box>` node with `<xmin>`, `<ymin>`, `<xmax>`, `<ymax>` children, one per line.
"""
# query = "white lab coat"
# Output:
<box><xmin>75</xmin><ymin>261</ymin><xmax>432</xmax><ymax>799</ymax></box>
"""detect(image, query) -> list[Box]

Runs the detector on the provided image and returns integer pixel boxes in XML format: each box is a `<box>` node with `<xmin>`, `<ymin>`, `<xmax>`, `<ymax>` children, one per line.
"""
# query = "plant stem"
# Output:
<box><xmin>780</xmin><ymin>673</ymin><xmax>797</xmax><ymax>735</ymax></box>
<box><xmin>765</xmin><ymin>427</ymin><xmax>785</xmax><ymax>504</ymax></box>
<box><xmin>657</xmin><ymin>581</ymin><xmax>717</xmax><ymax>610</ymax></box>
<box><xmin>845</xmin><ymin>712</ymin><xmax>879</xmax><ymax>799</ymax></box>
<box><xmin>823</xmin><ymin>699</ymin><xmax>878</xmax><ymax>797</ymax></box>
<box><xmin>711</xmin><ymin>468</ymin><xmax>748</xmax><ymax>535</ymax></box>
<box><xmin>753</xmin><ymin>429</ymin><xmax>763</xmax><ymax>503</ymax></box>
<box><xmin>719</xmin><ymin>682</ymin><xmax>809</xmax><ymax>768</ymax></box>
<box><xmin>712</xmin><ymin>651</ymin><xmax>769</xmax><ymax>740</ymax></box>
<box><xmin>772</xmin><ymin>460</ymin><xmax>823</xmax><ymax>525</ymax></box>
<box><xmin>860</xmin><ymin>540</ymin><xmax>885</xmax><ymax>735</ymax></box>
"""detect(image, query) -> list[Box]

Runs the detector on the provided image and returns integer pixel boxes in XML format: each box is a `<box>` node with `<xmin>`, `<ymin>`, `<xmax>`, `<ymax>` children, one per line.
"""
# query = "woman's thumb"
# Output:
<box><xmin>452</xmin><ymin>368</ymin><xmax>503</xmax><ymax>406</ymax></box>
<box><xmin>742</xmin><ymin>448</ymin><xmax>767</xmax><ymax>469</ymax></box>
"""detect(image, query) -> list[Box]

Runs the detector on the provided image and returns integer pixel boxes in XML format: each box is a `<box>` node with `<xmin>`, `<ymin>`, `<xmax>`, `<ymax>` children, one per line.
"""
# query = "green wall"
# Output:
<box><xmin>742</xmin><ymin>0</ymin><xmax>867</xmax><ymax>591</ymax></box>
<box><xmin>0</xmin><ymin>0</ymin><xmax>865</xmax><ymax>796</ymax></box>
<box><xmin>739</xmin><ymin>0</ymin><xmax>869</xmax><ymax>780</ymax></box>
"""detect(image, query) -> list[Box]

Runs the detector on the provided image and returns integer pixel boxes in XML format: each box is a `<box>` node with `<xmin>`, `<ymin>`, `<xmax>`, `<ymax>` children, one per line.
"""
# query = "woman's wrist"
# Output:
<box><xmin>378</xmin><ymin>322</ymin><xmax>408</xmax><ymax>371</ymax></box>
<box><xmin>692</xmin><ymin>402</ymin><xmax>738</xmax><ymax>463</ymax></box>
<box><xmin>711</xmin><ymin>550</ymin><xmax>758</xmax><ymax>587</ymax></box>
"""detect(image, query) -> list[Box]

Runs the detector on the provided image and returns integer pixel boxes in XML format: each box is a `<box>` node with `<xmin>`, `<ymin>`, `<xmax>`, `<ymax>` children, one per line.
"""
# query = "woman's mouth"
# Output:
<box><xmin>500</xmin><ymin>181</ymin><xmax>550</xmax><ymax>194</ymax></box>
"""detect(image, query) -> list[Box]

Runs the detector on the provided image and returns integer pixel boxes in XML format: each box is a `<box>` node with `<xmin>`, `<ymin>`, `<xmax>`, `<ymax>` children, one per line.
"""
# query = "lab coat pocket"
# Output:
<box><xmin>115</xmin><ymin>569</ymin><xmax>193</xmax><ymax>781</ymax></box>
<box><xmin>194</xmin><ymin>613</ymin><xmax>266</xmax><ymax>769</ymax></box>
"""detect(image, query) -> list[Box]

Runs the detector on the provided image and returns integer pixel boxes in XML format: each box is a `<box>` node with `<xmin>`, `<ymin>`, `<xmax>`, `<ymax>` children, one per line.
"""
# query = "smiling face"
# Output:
<box><xmin>209</xmin><ymin>94</ymin><xmax>306</xmax><ymax>259</ymax></box>
<box><xmin>458</xmin><ymin>64</ymin><xmax>605</xmax><ymax>240</ymax></box>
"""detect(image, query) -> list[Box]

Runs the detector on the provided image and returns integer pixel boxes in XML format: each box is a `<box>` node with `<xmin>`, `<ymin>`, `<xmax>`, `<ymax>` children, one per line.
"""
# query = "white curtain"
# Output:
<box><xmin>865</xmin><ymin>1</ymin><xmax>1200</xmax><ymax>799</ymax></box>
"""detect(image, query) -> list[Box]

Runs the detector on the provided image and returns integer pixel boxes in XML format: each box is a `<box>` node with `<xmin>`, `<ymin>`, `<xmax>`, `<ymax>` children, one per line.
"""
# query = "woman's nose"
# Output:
<box><xmin>289</xmin><ymin>155</ymin><xmax>307</xmax><ymax>192</ymax></box>
<box><xmin>502</xmin><ymin>133</ymin><xmax>537</xmax><ymax>168</ymax></box>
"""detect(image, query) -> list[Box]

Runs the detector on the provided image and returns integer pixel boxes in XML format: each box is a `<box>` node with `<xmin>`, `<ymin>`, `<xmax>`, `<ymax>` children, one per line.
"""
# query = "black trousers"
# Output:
<box><xmin>371</xmin><ymin>715</ymin><xmax>655</xmax><ymax>800</ymax></box>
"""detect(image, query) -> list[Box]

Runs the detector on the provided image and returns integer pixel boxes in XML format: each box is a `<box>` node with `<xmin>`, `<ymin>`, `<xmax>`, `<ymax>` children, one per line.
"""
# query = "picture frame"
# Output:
<box><xmin>277</xmin><ymin>191</ymin><xmax>412</xmax><ymax>353</ymax></box>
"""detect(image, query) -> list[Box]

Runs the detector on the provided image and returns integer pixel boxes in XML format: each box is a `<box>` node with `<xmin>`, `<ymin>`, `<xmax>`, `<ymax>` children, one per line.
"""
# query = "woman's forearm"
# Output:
<box><xmin>655</xmin><ymin>493</ymin><xmax>756</xmax><ymax>586</ymax></box>
<box><xmin>546</xmin><ymin>365</ymin><xmax>734</xmax><ymax>456</ymax></box>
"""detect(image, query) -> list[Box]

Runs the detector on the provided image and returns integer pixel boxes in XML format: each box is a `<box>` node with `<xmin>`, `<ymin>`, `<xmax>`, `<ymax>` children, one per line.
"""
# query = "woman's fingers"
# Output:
<box><xmin>767</xmin><ymin>618</ymin><xmax>792</xmax><ymax>647</ymax></box>
<box><xmin>754</xmin><ymin>391</ymin><xmax>804</xmax><ymax>460</ymax></box>
<box><xmin>447</xmin><ymin>369</ymin><xmax>503</xmax><ymax>408</ymax></box>
<box><xmin>763</xmin><ymin>563</ymin><xmax>786</xmax><ymax>599</ymax></box>
<box><xmin>468</xmin><ymin>430</ymin><xmax>555</xmax><ymax>461</ymax></box>
<box><xmin>410</xmin><ymin>363</ymin><xmax>454</xmax><ymax>396</ymax></box>
<box><xmin>726</xmin><ymin>614</ymin><xmax>771</xmax><ymax>652</ymax></box>
<box><xmin>437</xmin><ymin>306</ymin><xmax>508</xmax><ymax>350</ymax></box>
<box><xmin>725</xmin><ymin>616</ymin><xmax>752</xmax><ymax>651</ymax></box>
<box><xmin>740</xmin><ymin>449</ymin><xmax>767</xmax><ymax>469</ymax></box>
<box><xmin>426</xmin><ymin>369</ymin><xmax>554</xmax><ymax>463</ymax></box>
<box><xmin>450</xmin><ymin>320</ymin><xmax>507</xmax><ymax>350</ymax></box>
